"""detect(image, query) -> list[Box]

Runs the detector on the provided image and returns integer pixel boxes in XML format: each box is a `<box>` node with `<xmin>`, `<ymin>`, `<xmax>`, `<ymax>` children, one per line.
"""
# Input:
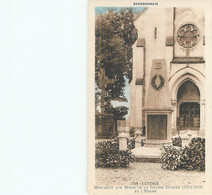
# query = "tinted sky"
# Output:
<box><xmin>95</xmin><ymin>7</ymin><xmax>145</xmax><ymax>15</ymax></box>
<box><xmin>111</xmin><ymin>77</ymin><xmax>130</xmax><ymax>118</ymax></box>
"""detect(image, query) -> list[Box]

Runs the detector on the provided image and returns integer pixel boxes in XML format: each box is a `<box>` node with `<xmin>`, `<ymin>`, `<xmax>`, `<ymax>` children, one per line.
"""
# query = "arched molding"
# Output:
<box><xmin>170</xmin><ymin>68</ymin><xmax>205</xmax><ymax>101</ymax></box>
<box><xmin>168</xmin><ymin>66</ymin><xmax>205</xmax><ymax>81</ymax></box>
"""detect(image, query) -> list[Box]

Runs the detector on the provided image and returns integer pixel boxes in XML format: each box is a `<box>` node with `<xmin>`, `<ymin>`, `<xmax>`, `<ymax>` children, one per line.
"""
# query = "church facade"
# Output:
<box><xmin>129</xmin><ymin>8</ymin><xmax>205</xmax><ymax>141</ymax></box>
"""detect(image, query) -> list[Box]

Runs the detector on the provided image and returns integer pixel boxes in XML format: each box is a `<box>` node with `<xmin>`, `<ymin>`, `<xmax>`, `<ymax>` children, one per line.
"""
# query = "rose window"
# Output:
<box><xmin>177</xmin><ymin>24</ymin><xmax>200</xmax><ymax>48</ymax></box>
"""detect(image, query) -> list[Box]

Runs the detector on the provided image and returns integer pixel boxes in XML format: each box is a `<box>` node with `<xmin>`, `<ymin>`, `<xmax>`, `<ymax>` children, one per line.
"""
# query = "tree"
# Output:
<box><xmin>112</xmin><ymin>106</ymin><xmax>128</xmax><ymax>120</ymax></box>
<box><xmin>95</xmin><ymin>8</ymin><xmax>137</xmax><ymax>116</ymax></box>
<box><xmin>119</xmin><ymin>8</ymin><xmax>138</xmax><ymax>83</ymax></box>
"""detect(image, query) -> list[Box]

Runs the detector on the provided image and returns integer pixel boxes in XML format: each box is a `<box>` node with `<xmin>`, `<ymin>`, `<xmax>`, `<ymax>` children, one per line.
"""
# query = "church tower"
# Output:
<box><xmin>129</xmin><ymin>8</ymin><xmax>205</xmax><ymax>140</ymax></box>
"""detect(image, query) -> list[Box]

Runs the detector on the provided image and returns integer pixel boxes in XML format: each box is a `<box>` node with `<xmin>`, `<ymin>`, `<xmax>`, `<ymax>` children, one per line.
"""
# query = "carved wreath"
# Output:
<box><xmin>151</xmin><ymin>75</ymin><xmax>164</xmax><ymax>91</ymax></box>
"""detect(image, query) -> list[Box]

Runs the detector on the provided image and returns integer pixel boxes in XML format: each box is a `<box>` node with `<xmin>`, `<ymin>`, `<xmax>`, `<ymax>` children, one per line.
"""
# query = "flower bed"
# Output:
<box><xmin>161</xmin><ymin>137</ymin><xmax>205</xmax><ymax>171</ymax></box>
<box><xmin>181</xmin><ymin>137</ymin><xmax>205</xmax><ymax>171</ymax></box>
<box><xmin>172</xmin><ymin>136</ymin><xmax>182</xmax><ymax>147</ymax></box>
<box><xmin>95</xmin><ymin>138</ymin><xmax>135</xmax><ymax>168</ymax></box>
<box><xmin>127</xmin><ymin>138</ymin><xmax>135</xmax><ymax>149</ymax></box>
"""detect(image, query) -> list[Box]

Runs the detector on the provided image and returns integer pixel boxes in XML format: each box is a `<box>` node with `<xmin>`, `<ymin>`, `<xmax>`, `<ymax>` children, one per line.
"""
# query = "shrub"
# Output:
<box><xmin>161</xmin><ymin>145</ymin><xmax>183</xmax><ymax>170</ymax></box>
<box><xmin>95</xmin><ymin>138</ymin><xmax>135</xmax><ymax>168</ymax></box>
<box><xmin>181</xmin><ymin>137</ymin><xmax>205</xmax><ymax>171</ymax></box>
<box><xmin>161</xmin><ymin>137</ymin><xmax>205</xmax><ymax>171</ymax></box>
<box><xmin>127</xmin><ymin>137</ymin><xmax>145</xmax><ymax>149</ymax></box>
<box><xmin>172</xmin><ymin>136</ymin><xmax>182</xmax><ymax>147</ymax></box>
<box><xmin>129</xmin><ymin>128</ymin><xmax>136</xmax><ymax>136</ymax></box>
<box><xmin>127</xmin><ymin>138</ymin><xmax>135</xmax><ymax>149</ymax></box>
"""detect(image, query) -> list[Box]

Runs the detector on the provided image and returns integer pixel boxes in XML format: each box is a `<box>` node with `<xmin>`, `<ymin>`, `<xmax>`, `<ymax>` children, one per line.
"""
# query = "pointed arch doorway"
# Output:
<box><xmin>177</xmin><ymin>80</ymin><xmax>200</xmax><ymax>130</ymax></box>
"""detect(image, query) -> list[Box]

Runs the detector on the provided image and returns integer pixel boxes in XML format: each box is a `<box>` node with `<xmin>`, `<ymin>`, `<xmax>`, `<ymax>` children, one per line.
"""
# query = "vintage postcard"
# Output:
<box><xmin>88</xmin><ymin>0</ymin><xmax>212</xmax><ymax>194</ymax></box>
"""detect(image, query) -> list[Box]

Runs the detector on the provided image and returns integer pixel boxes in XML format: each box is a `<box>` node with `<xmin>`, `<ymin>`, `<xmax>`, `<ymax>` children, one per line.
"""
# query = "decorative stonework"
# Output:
<box><xmin>171</xmin><ymin>57</ymin><xmax>205</xmax><ymax>64</ymax></box>
<box><xmin>177</xmin><ymin>24</ymin><xmax>200</xmax><ymax>48</ymax></box>
<box><xmin>171</xmin><ymin>100</ymin><xmax>177</xmax><ymax>106</ymax></box>
<box><xmin>151</xmin><ymin>75</ymin><xmax>164</xmax><ymax>91</ymax></box>
<box><xmin>166</xmin><ymin>36</ymin><xmax>174</xmax><ymax>46</ymax></box>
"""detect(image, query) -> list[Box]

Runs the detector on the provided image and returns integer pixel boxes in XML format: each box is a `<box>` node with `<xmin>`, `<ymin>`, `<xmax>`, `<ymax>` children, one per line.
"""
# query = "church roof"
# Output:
<box><xmin>134</xmin><ymin>8</ymin><xmax>148</xmax><ymax>21</ymax></box>
<box><xmin>136</xmin><ymin>38</ymin><xmax>145</xmax><ymax>47</ymax></box>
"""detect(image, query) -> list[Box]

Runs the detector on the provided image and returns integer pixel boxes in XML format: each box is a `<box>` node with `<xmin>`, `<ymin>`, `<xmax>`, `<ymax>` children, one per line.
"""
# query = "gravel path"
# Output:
<box><xmin>95</xmin><ymin>162</ymin><xmax>205</xmax><ymax>186</ymax></box>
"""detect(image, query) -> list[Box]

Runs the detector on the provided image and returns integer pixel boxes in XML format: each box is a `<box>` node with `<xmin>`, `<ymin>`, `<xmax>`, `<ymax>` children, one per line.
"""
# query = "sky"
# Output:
<box><xmin>95</xmin><ymin>7</ymin><xmax>146</xmax><ymax>15</ymax></box>
<box><xmin>111</xmin><ymin>78</ymin><xmax>130</xmax><ymax>119</ymax></box>
<box><xmin>96</xmin><ymin>7</ymin><xmax>145</xmax><ymax>119</ymax></box>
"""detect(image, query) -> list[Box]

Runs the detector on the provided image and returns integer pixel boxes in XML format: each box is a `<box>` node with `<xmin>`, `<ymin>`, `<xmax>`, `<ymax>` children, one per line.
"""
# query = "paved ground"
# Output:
<box><xmin>132</xmin><ymin>147</ymin><xmax>161</xmax><ymax>157</ymax></box>
<box><xmin>95</xmin><ymin>162</ymin><xmax>206</xmax><ymax>186</ymax></box>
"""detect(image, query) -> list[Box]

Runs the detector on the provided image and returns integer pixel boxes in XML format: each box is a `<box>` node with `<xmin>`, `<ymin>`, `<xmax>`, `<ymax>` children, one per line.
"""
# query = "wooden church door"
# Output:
<box><xmin>147</xmin><ymin>115</ymin><xmax>167</xmax><ymax>140</ymax></box>
<box><xmin>179</xmin><ymin>102</ymin><xmax>200</xmax><ymax>130</ymax></box>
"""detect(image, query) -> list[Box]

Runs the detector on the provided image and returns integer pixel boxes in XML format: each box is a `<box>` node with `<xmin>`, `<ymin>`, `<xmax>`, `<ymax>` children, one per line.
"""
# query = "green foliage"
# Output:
<box><xmin>127</xmin><ymin>138</ymin><xmax>135</xmax><ymax>149</ymax></box>
<box><xmin>95</xmin><ymin>8</ymin><xmax>138</xmax><ymax>113</ymax></box>
<box><xmin>161</xmin><ymin>137</ymin><xmax>205</xmax><ymax>171</ymax></box>
<box><xmin>118</xmin><ymin>8</ymin><xmax>138</xmax><ymax>82</ymax></box>
<box><xmin>111</xmin><ymin>106</ymin><xmax>128</xmax><ymax>120</ymax></box>
<box><xmin>129</xmin><ymin>127</ymin><xmax>137</xmax><ymax>136</ymax></box>
<box><xmin>127</xmin><ymin>137</ymin><xmax>144</xmax><ymax>149</ymax></box>
<box><xmin>172</xmin><ymin>136</ymin><xmax>182</xmax><ymax>147</ymax></box>
<box><xmin>95</xmin><ymin>138</ymin><xmax>135</xmax><ymax>168</ymax></box>
<box><xmin>95</xmin><ymin>13</ymin><xmax>127</xmax><ymax>102</ymax></box>
<box><xmin>181</xmin><ymin>137</ymin><xmax>205</xmax><ymax>171</ymax></box>
<box><xmin>161</xmin><ymin>145</ymin><xmax>183</xmax><ymax>171</ymax></box>
<box><xmin>95</xmin><ymin>85</ymin><xmax>101</xmax><ymax>109</ymax></box>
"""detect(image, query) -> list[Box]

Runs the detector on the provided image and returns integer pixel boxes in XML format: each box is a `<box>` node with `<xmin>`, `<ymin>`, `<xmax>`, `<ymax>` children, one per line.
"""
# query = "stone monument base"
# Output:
<box><xmin>95</xmin><ymin>113</ymin><xmax>116</xmax><ymax>138</ymax></box>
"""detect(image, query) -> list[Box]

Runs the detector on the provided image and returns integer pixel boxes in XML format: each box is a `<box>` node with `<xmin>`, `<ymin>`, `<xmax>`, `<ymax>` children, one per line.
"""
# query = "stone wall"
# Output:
<box><xmin>129</xmin><ymin>8</ymin><xmax>205</xmax><ymax>139</ymax></box>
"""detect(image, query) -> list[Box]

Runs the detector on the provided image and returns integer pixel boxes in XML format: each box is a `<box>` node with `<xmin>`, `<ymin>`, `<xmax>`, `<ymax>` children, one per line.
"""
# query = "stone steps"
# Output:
<box><xmin>132</xmin><ymin>146</ymin><xmax>162</xmax><ymax>163</ymax></box>
<box><xmin>144</xmin><ymin>140</ymin><xmax>172</xmax><ymax>147</ymax></box>
<box><xmin>135</xmin><ymin>156</ymin><xmax>161</xmax><ymax>163</ymax></box>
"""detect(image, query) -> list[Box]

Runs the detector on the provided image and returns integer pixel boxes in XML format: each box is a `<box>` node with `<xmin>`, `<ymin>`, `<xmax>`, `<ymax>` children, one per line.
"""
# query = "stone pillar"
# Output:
<box><xmin>129</xmin><ymin>45</ymin><xmax>144</xmax><ymax>130</ymax></box>
<box><xmin>118</xmin><ymin>133</ymin><xmax>127</xmax><ymax>151</ymax></box>
<box><xmin>125</xmin><ymin>121</ymin><xmax>130</xmax><ymax>136</ymax></box>
<box><xmin>135</xmin><ymin>130</ymin><xmax>142</xmax><ymax>148</ymax></box>
<box><xmin>117</xmin><ymin>120</ymin><xmax>126</xmax><ymax>135</ymax></box>
<box><xmin>171</xmin><ymin>99</ymin><xmax>177</xmax><ymax>136</ymax></box>
<box><xmin>200</xmin><ymin>100</ymin><xmax>205</xmax><ymax>133</ymax></box>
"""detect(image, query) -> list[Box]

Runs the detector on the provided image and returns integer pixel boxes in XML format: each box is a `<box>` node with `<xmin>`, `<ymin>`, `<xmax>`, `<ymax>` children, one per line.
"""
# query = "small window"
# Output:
<box><xmin>154</xmin><ymin>27</ymin><xmax>157</xmax><ymax>39</ymax></box>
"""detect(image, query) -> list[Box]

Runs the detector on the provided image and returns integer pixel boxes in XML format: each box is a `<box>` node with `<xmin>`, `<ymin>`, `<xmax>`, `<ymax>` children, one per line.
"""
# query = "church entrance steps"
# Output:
<box><xmin>144</xmin><ymin>140</ymin><xmax>172</xmax><ymax>147</ymax></box>
<box><xmin>178</xmin><ymin>129</ymin><xmax>205</xmax><ymax>137</ymax></box>
<box><xmin>132</xmin><ymin>146</ymin><xmax>162</xmax><ymax>163</ymax></box>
